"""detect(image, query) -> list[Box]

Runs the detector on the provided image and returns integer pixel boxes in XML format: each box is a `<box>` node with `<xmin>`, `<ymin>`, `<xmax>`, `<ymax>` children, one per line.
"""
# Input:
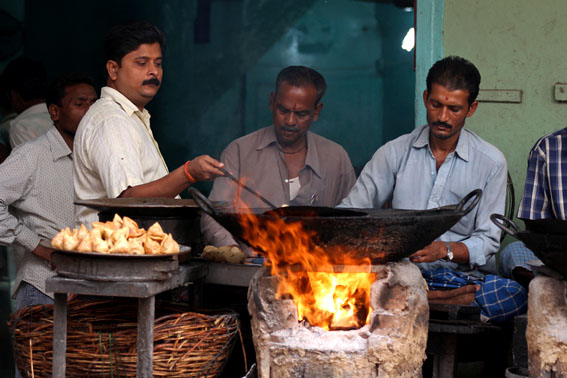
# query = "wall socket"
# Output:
<box><xmin>554</xmin><ymin>83</ymin><xmax>567</xmax><ymax>102</ymax></box>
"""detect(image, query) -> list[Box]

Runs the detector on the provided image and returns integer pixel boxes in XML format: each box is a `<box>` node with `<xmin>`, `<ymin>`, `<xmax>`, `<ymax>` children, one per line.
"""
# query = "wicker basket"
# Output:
<box><xmin>9</xmin><ymin>299</ymin><xmax>240</xmax><ymax>377</ymax></box>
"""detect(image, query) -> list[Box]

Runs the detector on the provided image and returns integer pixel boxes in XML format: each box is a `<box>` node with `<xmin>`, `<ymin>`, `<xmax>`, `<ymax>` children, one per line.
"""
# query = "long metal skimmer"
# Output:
<box><xmin>219</xmin><ymin>167</ymin><xmax>277</xmax><ymax>210</ymax></box>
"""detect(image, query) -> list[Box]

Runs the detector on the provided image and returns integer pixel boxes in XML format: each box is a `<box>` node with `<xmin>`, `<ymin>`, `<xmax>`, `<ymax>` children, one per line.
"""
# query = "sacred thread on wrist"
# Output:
<box><xmin>184</xmin><ymin>161</ymin><xmax>197</xmax><ymax>183</ymax></box>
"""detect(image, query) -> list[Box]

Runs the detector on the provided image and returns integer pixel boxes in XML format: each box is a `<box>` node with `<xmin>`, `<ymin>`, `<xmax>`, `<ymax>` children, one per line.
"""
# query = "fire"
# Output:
<box><xmin>237</xmin><ymin>207</ymin><xmax>376</xmax><ymax>331</ymax></box>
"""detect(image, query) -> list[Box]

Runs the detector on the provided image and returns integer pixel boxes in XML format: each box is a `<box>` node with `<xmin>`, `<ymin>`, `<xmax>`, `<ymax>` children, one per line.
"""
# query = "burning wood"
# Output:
<box><xmin>248</xmin><ymin>262</ymin><xmax>429</xmax><ymax>378</ymax></box>
<box><xmin>237</xmin><ymin>207</ymin><xmax>376</xmax><ymax>330</ymax></box>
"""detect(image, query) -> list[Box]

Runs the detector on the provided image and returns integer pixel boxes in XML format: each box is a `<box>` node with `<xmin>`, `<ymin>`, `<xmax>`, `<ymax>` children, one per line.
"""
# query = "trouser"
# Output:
<box><xmin>498</xmin><ymin>241</ymin><xmax>539</xmax><ymax>278</ymax></box>
<box><xmin>13</xmin><ymin>282</ymin><xmax>53</xmax><ymax>378</ymax></box>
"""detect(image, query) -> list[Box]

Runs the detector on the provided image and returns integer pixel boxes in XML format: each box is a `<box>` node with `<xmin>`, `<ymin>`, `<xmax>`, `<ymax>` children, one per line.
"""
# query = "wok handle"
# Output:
<box><xmin>490</xmin><ymin>213</ymin><xmax>520</xmax><ymax>237</ymax></box>
<box><xmin>456</xmin><ymin>189</ymin><xmax>483</xmax><ymax>215</ymax></box>
<box><xmin>188</xmin><ymin>187</ymin><xmax>217</xmax><ymax>217</ymax></box>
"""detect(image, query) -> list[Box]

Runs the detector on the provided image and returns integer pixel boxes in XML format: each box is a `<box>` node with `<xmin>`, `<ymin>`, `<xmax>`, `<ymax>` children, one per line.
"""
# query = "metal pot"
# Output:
<box><xmin>74</xmin><ymin>198</ymin><xmax>216</xmax><ymax>253</ymax></box>
<box><xmin>491</xmin><ymin>214</ymin><xmax>567</xmax><ymax>278</ymax></box>
<box><xmin>190</xmin><ymin>188</ymin><xmax>482</xmax><ymax>264</ymax></box>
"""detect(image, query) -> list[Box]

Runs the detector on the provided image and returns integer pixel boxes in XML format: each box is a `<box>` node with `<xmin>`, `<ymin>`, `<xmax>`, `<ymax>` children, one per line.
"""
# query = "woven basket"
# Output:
<box><xmin>9</xmin><ymin>299</ymin><xmax>240</xmax><ymax>377</ymax></box>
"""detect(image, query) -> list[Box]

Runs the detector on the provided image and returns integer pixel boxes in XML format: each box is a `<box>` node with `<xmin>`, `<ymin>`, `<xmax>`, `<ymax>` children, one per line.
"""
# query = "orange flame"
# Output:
<box><xmin>238</xmin><ymin>208</ymin><xmax>376</xmax><ymax>331</ymax></box>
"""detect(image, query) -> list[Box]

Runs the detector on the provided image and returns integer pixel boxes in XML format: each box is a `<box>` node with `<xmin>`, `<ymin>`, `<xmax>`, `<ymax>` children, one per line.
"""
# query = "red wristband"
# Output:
<box><xmin>184</xmin><ymin>161</ymin><xmax>197</xmax><ymax>183</ymax></box>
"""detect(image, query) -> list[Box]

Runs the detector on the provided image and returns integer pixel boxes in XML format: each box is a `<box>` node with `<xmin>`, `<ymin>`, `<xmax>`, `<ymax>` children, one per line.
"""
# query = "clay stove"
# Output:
<box><xmin>526</xmin><ymin>275</ymin><xmax>567</xmax><ymax>377</ymax></box>
<box><xmin>247</xmin><ymin>261</ymin><xmax>428</xmax><ymax>378</ymax></box>
<box><xmin>228</xmin><ymin>202</ymin><xmax>430</xmax><ymax>377</ymax></box>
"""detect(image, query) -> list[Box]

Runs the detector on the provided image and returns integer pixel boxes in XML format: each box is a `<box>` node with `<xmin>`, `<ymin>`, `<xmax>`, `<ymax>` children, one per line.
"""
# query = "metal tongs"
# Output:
<box><xmin>219</xmin><ymin>167</ymin><xmax>277</xmax><ymax>210</ymax></box>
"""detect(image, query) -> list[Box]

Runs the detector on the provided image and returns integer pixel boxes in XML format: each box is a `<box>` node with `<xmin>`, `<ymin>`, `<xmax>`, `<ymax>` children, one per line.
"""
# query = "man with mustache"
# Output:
<box><xmin>340</xmin><ymin>56</ymin><xmax>526</xmax><ymax>323</ymax></box>
<box><xmin>202</xmin><ymin>66</ymin><xmax>356</xmax><ymax>252</ymax></box>
<box><xmin>74</xmin><ymin>21</ymin><xmax>224</xmax><ymax>226</ymax></box>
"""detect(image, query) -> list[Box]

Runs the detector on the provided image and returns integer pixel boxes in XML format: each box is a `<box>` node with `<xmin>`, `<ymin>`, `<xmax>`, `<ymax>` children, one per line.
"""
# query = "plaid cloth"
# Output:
<box><xmin>423</xmin><ymin>267</ymin><xmax>527</xmax><ymax>323</ymax></box>
<box><xmin>475</xmin><ymin>275</ymin><xmax>528</xmax><ymax>323</ymax></box>
<box><xmin>422</xmin><ymin>267</ymin><xmax>479</xmax><ymax>289</ymax></box>
<box><xmin>518</xmin><ymin>128</ymin><xmax>567</xmax><ymax>220</ymax></box>
<box><xmin>499</xmin><ymin>241</ymin><xmax>539</xmax><ymax>277</ymax></box>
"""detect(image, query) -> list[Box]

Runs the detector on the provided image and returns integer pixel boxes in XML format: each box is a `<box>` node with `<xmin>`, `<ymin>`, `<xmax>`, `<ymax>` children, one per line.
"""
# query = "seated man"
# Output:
<box><xmin>500</xmin><ymin>128</ymin><xmax>567</xmax><ymax>287</ymax></box>
<box><xmin>0</xmin><ymin>73</ymin><xmax>97</xmax><ymax>310</ymax></box>
<box><xmin>339</xmin><ymin>56</ymin><xmax>526</xmax><ymax>323</ymax></box>
<box><xmin>202</xmin><ymin>66</ymin><xmax>356</xmax><ymax>251</ymax></box>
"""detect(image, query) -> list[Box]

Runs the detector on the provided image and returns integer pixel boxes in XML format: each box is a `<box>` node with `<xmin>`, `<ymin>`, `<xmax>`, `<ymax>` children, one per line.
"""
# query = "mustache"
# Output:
<box><xmin>433</xmin><ymin>121</ymin><xmax>451</xmax><ymax>128</ymax></box>
<box><xmin>281</xmin><ymin>126</ymin><xmax>298</xmax><ymax>132</ymax></box>
<box><xmin>142</xmin><ymin>77</ymin><xmax>161</xmax><ymax>86</ymax></box>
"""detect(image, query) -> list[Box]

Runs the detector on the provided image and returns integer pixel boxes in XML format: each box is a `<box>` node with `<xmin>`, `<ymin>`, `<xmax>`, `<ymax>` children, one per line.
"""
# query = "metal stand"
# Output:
<box><xmin>46</xmin><ymin>264</ymin><xmax>207</xmax><ymax>378</ymax></box>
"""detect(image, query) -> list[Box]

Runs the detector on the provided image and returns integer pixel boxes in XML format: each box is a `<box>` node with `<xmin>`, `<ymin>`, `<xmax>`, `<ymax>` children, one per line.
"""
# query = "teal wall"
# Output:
<box><xmin>5</xmin><ymin>0</ymin><xmax>415</xmax><ymax>192</ymax></box>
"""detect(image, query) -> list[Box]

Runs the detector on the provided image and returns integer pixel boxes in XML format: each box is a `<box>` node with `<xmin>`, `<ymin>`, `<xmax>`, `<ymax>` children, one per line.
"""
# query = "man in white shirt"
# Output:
<box><xmin>74</xmin><ymin>21</ymin><xmax>224</xmax><ymax>226</ymax></box>
<box><xmin>3</xmin><ymin>57</ymin><xmax>52</xmax><ymax>148</ymax></box>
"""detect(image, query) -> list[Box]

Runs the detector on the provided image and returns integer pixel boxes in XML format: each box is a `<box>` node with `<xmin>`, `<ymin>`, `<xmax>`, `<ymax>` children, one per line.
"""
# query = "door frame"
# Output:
<box><xmin>415</xmin><ymin>0</ymin><xmax>444</xmax><ymax>127</ymax></box>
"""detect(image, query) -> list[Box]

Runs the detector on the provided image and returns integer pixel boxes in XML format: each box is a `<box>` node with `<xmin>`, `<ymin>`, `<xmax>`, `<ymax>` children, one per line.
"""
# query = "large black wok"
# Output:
<box><xmin>491</xmin><ymin>214</ymin><xmax>567</xmax><ymax>278</ymax></box>
<box><xmin>191</xmin><ymin>188</ymin><xmax>482</xmax><ymax>264</ymax></box>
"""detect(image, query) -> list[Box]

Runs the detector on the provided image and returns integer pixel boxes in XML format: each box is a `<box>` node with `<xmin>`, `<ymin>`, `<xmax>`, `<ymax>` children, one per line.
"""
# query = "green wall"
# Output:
<box><xmin>443</xmin><ymin>0</ymin><xmax>567</xmax><ymax>232</ymax></box>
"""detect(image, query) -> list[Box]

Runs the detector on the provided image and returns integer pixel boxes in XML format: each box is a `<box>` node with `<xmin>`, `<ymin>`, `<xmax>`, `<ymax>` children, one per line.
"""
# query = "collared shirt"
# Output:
<box><xmin>9</xmin><ymin>103</ymin><xmax>53</xmax><ymax>148</ymax></box>
<box><xmin>0</xmin><ymin>126</ymin><xmax>73</xmax><ymax>298</ymax></box>
<box><xmin>339</xmin><ymin>125</ymin><xmax>507</xmax><ymax>269</ymax></box>
<box><xmin>202</xmin><ymin>126</ymin><xmax>356</xmax><ymax>247</ymax></box>
<box><xmin>73</xmin><ymin>86</ymin><xmax>170</xmax><ymax>226</ymax></box>
<box><xmin>518</xmin><ymin>128</ymin><xmax>567</xmax><ymax>220</ymax></box>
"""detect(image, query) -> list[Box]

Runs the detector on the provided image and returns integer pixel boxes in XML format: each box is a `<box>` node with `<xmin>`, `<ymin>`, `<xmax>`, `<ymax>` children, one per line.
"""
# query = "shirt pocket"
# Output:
<box><xmin>445</xmin><ymin>187</ymin><xmax>477</xmax><ymax>236</ymax></box>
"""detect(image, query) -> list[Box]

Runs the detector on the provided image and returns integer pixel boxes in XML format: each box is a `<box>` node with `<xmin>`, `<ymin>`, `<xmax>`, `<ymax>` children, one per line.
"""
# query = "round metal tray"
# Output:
<box><xmin>51</xmin><ymin>245</ymin><xmax>191</xmax><ymax>259</ymax></box>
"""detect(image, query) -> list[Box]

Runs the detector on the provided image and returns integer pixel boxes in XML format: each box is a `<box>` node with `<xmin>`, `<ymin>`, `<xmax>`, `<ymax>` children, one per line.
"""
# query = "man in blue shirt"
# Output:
<box><xmin>340</xmin><ymin>56</ymin><xmax>526</xmax><ymax>323</ymax></box>
<box><xmin>500</xmin><ymin>128</ymin><xmax>567</xmax><ymax>287</ymax></box>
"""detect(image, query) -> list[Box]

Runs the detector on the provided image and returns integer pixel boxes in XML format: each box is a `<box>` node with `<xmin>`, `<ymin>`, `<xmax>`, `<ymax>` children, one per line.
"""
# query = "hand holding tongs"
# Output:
<box><xmin>218</xmin><ymin>167</ymin><xmax>277</xmax><ymax>210</ymax></box>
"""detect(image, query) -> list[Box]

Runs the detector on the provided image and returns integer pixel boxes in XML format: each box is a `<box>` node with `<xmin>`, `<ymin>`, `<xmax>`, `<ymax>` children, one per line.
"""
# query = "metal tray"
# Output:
<box><xmin>48</xmin><ymin>242</ymin><xmax>191</xmax><ymax>282</ymax></box>
<box><xmin>51</xmin><ymin>245</ymin><xmax>191</xmax><ymax>259</ymax></box>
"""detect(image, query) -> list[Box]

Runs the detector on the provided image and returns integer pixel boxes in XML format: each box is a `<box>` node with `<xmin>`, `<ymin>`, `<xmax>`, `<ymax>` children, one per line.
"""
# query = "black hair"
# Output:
<box><xmin>426</xmin><ymin>56</ymin><xmax>481</xmax><ymax>105</ymax></box>
<box><xmin>275</xmin><ymin>66</ymin><xmax>327</xmax><ymax>105</ymax></box>
<box><xmin>2</xmin><ymin>56</ymin><xmax>47</xmax><ymax>101</ymax></box>
<box><xmin>46</xmin><ymin>73</ymin><xmax>96</xmax><ymax>107</ymax></box>
<box><xmin>103</xmin><ymin>20</ymin><xmax>166</xmax><ymax>66</ymax></box>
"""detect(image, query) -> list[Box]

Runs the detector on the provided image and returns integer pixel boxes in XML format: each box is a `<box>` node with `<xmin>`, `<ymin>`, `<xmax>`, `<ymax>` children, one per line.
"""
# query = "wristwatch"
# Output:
<box><xmin>444</xmin><ymin>241</ymin><xmax>454</xmax><ymax>261</ymax></box>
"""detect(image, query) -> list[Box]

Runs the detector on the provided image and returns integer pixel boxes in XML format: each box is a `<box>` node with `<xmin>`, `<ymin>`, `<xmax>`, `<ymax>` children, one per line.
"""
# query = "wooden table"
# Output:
<box><xmin>45</xmin><ymin>263</ymin><xmax>208</xmax><ymax>378</ymax></box>
<box><xmin>427</xmin><ymin>303</ymin><xmax>506</xmax><ymax>378</ymax></box>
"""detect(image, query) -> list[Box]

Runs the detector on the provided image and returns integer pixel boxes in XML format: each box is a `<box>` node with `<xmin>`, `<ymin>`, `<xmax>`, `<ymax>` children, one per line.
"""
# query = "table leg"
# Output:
<box><xmin>52</xmin><ymin>293</ymin><xmax>68</xmax><ymax>378</ymax></box>
<box><xmin>137</xmin><ymin>296</ymin><xmax>155</xmax><ymax>378</ymax></box>
<box><xmin>190</xmin><ymin>278</ymin><xmax>204</xmax><ymax>308</ymax></box>
<box><xmin>432</xmin><ymin>333</ymin><xmax>457</xmax><ymax>378</ymax></box>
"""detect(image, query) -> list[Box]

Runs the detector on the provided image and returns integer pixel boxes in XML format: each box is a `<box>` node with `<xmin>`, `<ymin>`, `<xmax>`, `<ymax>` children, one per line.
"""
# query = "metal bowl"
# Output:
<box><xmin>190</xmin><ymin>188</ymin><xmax>482</xmax><ymax>264</ymax></box>
<box><xmin>491</xmin><ymin>214</ymin><xmax>567</xmax><ymax>278</ymax></box>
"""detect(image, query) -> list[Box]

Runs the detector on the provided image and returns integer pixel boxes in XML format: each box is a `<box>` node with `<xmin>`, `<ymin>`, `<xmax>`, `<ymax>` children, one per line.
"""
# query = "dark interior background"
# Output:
<box><xmin>16</xmin><ymin>0</ymin><xmax>415</xmax><ymax>193</ymax></box>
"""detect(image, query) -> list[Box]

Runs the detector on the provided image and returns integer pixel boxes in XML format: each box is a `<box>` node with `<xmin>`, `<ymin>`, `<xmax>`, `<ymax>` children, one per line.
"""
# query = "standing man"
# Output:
<box><xmin>0</xmin><ymin>73</ymin><xmax>97</xmax><ymax>310</ymax></box>
<box><xmin>340</xmin><ymin>56</ymin><xmax>526</xmax><ymax>323</ymax></box>
<box><xmin>74</xmin><ymin>21</ymin><xmax>224</xmax><ymax>226</ymax></box>
<box><xmin>499</xmin><ymin>128</ymin><xmax>567</xmax><ymax>287</ymax></box>
<box><xmin>3</xmin><ymin>57</ymin><xmax>52</xmax><ymax>148</ymax></box>
<box><xmin>202</xmin><ymin>66</ymin><xmax>356</xmax><ymax>251</ymax></box>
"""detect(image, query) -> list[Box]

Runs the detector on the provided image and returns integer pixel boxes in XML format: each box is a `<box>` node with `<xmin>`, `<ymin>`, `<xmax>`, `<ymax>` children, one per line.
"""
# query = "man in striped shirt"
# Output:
<box><xmin>500</xmin><ymin>128</ymin><xmax>567</xmax><ymax>287</ymax></box>
<box><xmin>74</xmin><ymin>21</ymin><xmax>225</xmax><ymax>226</ymax></box>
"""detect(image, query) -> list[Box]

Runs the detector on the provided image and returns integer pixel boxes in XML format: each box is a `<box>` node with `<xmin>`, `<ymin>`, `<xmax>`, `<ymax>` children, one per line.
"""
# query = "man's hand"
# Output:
<box><xmin>410</xmin><ymin>241</ymin><xmax>447</xmax><ymax>263</ymax></box>
<box><xmin>188</xmin><ymin>155</ymin><xmax>225</xmax><ymax>182</ymax></box>
<box><xmin>32</xmin><ymin>243</ymin><xmax>56</xmax><ymax>269</ymax></box>
<box><xmin>427</xmin><ymin>284</ymin><xmax>479</xmax><ymax>305</ymax></box>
